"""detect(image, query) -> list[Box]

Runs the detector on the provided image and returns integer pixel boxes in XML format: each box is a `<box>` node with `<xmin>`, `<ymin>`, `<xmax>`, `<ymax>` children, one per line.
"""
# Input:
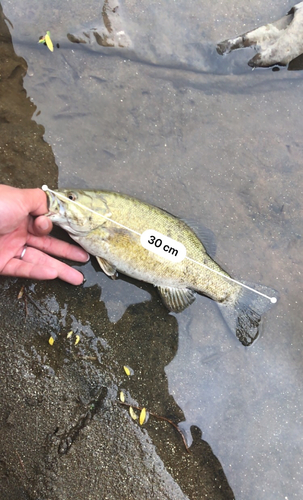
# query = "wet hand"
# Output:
<box><xmin>0</xmin><ymin>185</ymin><xmax>89</xmax><ymax>284</ymax></box>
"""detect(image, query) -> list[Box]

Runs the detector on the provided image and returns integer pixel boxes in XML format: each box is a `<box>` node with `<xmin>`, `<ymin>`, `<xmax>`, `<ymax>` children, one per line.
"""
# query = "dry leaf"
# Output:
<box><xmin>38</xmin><ymin>31</ymin><xmax>54</xmax><ymax>52</ymax></box>
<box><xmin>123</xmin><ymin>365</ymin><xmax>133</xmax><ymax>376</ymax></box>
<box><xmin>129</xmin><ymin>407</ymin><xmax>138</xmax><ymax>420</ymax></box>
<box><xmin>45</xmin><ymin>31</ymin><xmax>54</xmax><ymax>52</ymax></box>
<box><xmin>139</xmin><ymin>407</ymin><xmax>147</xmax><ymax>425</ymax></box>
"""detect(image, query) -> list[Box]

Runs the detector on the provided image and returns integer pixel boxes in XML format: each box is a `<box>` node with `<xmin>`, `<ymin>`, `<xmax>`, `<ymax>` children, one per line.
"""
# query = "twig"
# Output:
<box><xmin>118</xmin><ymin>401</ymin><xmax>190</xmax><ymax>453</ymax></box>
<box><xmin>24</xmin><ymin>294</ymin><xmax>28</xmax><ymax>321</ymax></box>
<box><xmin>16</xmin><ymin>451</ymin><xmax>29</xmax><ymax>479</ymax></box>
<box><xmin>17</xmin><ymin>286</ymin><xmax>28</xmax><ymax>322</ymax></box>
<box><xmin>25</xmin><ymin>294</ymin><xmax>46</xmax><ymax>315</ymax></box>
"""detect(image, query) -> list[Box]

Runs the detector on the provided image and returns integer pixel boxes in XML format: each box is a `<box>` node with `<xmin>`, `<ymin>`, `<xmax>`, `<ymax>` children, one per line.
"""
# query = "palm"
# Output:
<box><xmin>0</xmin><ymin>185</ymin><xmax>89</xmax><ymax>284</ymax></box>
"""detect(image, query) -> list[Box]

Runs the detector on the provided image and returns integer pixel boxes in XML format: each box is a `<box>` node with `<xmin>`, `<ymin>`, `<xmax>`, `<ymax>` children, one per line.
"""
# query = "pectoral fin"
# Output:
<box><xmin>157</xmin><ymin>286</ymin><xmax>196</xmax><ymax>312</ymax></box>
<box><xmin>96</xmin><ymin>256</ymin><xmax>118</xmax><ymax>279</ymax></box>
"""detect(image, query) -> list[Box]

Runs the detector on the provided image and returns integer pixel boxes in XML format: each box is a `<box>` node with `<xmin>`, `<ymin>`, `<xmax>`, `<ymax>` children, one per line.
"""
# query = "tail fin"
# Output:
<box><xmin>217</xmin><ymin>282</ymin><xmax>278</xmax><ymax>346</ymax></box>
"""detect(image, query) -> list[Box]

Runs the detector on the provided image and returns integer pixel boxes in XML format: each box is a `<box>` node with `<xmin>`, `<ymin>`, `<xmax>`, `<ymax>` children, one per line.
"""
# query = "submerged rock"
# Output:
<box><xmin>67</xmin><ymin>0</ymin><xmax>132</xmax><ymax>49</ymax></box>
<box><xmin>217</xmin><ymin>2</ymin><xmax>303</xmax><ymax>70</ymax></box>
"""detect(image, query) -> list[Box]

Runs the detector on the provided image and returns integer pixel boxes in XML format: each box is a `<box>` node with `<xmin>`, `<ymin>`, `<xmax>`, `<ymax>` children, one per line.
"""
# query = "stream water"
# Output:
<box><xmin>2</xmin><ymin>0</ymin><xmax>303</xmax><ymax>498</ymax></box>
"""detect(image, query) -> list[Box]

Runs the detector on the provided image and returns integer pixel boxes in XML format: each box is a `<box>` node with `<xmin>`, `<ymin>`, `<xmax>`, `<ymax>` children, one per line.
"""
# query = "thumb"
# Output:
<box><xmin>33</xmin><ymin>215</ymin><xmax>53</xmax><ymax>235</ymax></box>
<box><xmin>22</xmin><ymin>188</ymin><xmax>48</xmax><ymax>216</ymax></box>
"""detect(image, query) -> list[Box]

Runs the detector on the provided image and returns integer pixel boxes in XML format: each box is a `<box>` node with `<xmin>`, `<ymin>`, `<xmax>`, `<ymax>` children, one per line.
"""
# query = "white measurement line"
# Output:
<box><xmin>42</xmin><ymin>185</ymin><xmax>277</xmax><ymax>304</ymax></box>
<box><xmin>185</xmin><ymin>256</ymin><xmax>276</xmax><ymax>303</ymax></box>
<box><xmin>42</xmin><ymin>185</ymin><xmax>141</xmax><ymax>236</ymax></box>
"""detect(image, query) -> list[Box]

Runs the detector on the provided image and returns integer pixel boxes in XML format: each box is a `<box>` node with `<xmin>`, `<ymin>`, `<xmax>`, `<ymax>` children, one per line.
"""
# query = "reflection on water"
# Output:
<box><xmin>78</xmin><ymin>259</ymin><xmax>152</xmax><ymax>322</ymax></box>
<box><xmin>166</xmin><ymin>295</ymin><xmax>303</xmax><ymax>499</ymax></box>
<box><xmin>1</xmin><ymin>0</ymin><xmax>303</xmax><ymax>498</ymax></box>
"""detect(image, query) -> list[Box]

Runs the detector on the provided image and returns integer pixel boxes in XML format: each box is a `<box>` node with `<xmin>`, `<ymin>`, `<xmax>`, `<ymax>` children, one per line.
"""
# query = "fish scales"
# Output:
<box><xmin>45</xmin><ymin>189</ymin><xmax>277</xmax><ymax>346</ymax></box>
<box><xmin>60</xmin><ymin>190</ymin><xmax>234</xmax><ymax>300</ymax></box>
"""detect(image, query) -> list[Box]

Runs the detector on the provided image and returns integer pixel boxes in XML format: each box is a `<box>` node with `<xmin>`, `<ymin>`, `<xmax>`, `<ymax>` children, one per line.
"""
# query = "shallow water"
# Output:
<box><xmin>2</xmin><ymin>0</ymin><xmax>303</xmax><ymax>498</ymax></box>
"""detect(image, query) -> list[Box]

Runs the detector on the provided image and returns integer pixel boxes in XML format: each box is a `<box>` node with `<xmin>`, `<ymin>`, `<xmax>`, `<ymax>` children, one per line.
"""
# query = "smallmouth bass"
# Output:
<box><xmin>45</xmin><ymin>189</ymin><xmax>277</xmax><ymax>346</ymax></box>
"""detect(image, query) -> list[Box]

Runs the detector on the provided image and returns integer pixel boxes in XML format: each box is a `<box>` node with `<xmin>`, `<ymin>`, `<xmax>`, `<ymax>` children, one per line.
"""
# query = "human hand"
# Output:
<box><xmin>0</xmin><ymin>185</ymin><xmax>89</xmax><ymax>284</ymax></box>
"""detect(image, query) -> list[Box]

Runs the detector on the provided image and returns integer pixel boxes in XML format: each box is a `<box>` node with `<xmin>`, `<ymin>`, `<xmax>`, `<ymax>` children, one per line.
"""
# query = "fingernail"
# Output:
<box><xmin>78</xmin><ymin>271</ymin><xmax>86</xmax><ymax>284</ymax></box>
<box><xmin>40</xmin><ymin>219</ymin><xmax>50</xmax><ymax>231</ymax></box>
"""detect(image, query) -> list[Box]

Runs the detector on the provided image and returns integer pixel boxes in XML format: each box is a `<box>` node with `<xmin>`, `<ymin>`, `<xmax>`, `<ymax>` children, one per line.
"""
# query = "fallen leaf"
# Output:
<box><xmin>139</xmin><ymin>407</ymin><xmax>147</xmax><ymax>425</ymax></box>
<box><xmin>129</xmin><ymin>407</ymin><xmax>138</xmax><ymax>420</ymax></box>
<box><xmin>38</xmin><ymin>31</ymin><xmax>54</xmax><ymax>52</ymax></box>
<box><xmin>123</xmin><ymin>365</ymin><xmax>134</xmax><ymax>376</ymax></box>
<box><xmin>45</xmin><ymin>31</ymin><xmax>54</xmax><ymax>52</ymax></box>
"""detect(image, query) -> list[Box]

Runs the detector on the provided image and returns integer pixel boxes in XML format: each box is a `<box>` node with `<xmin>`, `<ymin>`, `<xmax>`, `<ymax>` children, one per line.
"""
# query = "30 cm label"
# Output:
<box><xmin>140</xmin><ymin>229</ymin><xmax>186</xmax><ymax>263</ymax></box>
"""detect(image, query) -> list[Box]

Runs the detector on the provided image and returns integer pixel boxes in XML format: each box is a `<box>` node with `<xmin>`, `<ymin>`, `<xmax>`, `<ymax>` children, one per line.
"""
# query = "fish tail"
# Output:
<box><xmin>217</xmin><ymin>282</ymin><xmax>278</xmax><ymax>346</ymax></box>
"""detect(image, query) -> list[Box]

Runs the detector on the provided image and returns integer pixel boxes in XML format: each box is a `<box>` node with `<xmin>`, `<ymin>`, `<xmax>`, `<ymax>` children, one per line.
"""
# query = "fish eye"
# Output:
<box><xmin>67</xmin><ymin>192</ymin><xmax>77</xmax><ymax>201</ymax></box>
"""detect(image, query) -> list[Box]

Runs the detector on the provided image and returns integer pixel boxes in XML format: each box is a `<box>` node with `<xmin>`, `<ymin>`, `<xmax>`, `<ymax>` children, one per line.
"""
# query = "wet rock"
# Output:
<box><xmin>67</xmin><ymin>0</ymin><xmax>132</xmax><ymax>49</ymax></box>
<box><xmin>0</xmin><ymin>279</ymin><xmax>235</xmax><ymax>499</ymax></box>
<box><xmin>217</xmin><ymin>2</ymin><xmax>303</xmax><ymax>69</ymax></box>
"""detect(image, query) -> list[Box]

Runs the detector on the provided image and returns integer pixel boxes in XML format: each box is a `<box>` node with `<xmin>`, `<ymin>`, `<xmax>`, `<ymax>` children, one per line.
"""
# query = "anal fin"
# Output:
<box><xmin>157</xmin><ymin>286</ymin><xmax>196</xmax><ymax>313</ymax></box>
<box><xmin>96</xmin><ymin>256</ymin><xmax>118</xmax><ymax>280</ymax></box>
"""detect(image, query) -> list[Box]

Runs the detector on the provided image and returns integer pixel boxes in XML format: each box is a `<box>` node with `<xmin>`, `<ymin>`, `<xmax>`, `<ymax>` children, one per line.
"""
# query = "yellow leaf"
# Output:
<box><xmin>123</xmin><ymin>365</ymin><xmax>133</xmax><ymax>376</ymax></box>
<box><xmin>129</xmin><ymin>407</ymin><xmax>138</xmax><ymax>420</ymax></box>
<box><xmin>139</xmin><ymin>407</ymin><xmax>146</xmax><ymax>425</ymax></box>
<box><xmin>48</xmin><ymin>336</ymin><xmax>54</xmax><ymax>346</ymax></box>
<box><xmin>74</xmin><ymin>335</ymin><xmax>80</xmax><ymax>345</ymax></box>
<box><xmin>123</xmin><ymin>365</ymin><xmax>130</xmax><ymax>376</ymax></box>
<box><xmin>66</xmin><ymin>330</ymin><xmax>73</xmax><ymax>338</ymax></box>
<box><xmin>119</xmin><ymin>391</ymin><xmax>125</xmax><ymax>402</ymax></box>
<box><xmin>44</xmin><ymin>32</ymin><xmax>54</xmax><ymax>52</ymax></box>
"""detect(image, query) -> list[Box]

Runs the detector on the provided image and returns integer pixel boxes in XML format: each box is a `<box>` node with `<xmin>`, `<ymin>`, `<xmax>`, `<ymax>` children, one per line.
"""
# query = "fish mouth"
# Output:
<box><xmin>45</xmin><ymin>190</ymin><xmax>57</xmax><ymax>216</ymax></box>
<box><xmin>45</xmin><ymin>191</ymin><xmax>53</xmax><ymax>213</ymax></box>
<box><xmin>44</xmin><ymin>190</ymin><xmax>66</xmax><ymax>221</ymax></box>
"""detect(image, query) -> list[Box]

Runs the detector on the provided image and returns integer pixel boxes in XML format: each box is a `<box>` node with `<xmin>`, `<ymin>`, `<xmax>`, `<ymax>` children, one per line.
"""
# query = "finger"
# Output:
<box><xmin>1</xmin><ymin>248</ymin><xmax>85</xmax><ymax>285</ymax></box>
<box><xmin>26</xmin><ymin>234</ymin><xmax>89</xmax><ymax>262</ymax></box>
<box><xmin>1</xmin><ymin>258</ymin><xmax>58</xmax><ymax>281</ymax></box>
<box><xmin>24</xmin><ymin>247</ymin><xmax>86</xmax><ymax>285</ymax></box>
<box><xmin>32</xmin><ymin>215</ymin><xmax>53</xmax><ymax>236</ymax></box>
<box><xmin>0</xmin><ymin>233</ymin><xmax>26</xmax><ymax>273</ymax></box>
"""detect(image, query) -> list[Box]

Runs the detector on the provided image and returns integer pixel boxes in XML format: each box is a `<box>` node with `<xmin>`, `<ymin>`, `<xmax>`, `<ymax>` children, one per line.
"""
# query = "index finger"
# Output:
<box><xmin>26</xmin><ymin>233</ymin><xmax>89</xmax><ymax>262</ymax></box>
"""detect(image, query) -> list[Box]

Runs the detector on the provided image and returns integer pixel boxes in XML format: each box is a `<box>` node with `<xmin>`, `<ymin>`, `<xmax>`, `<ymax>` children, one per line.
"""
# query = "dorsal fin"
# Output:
<box><xmin>182</xmin><ymin>219</ymin><xmax>217</xmax><ymax>257</ymax></box>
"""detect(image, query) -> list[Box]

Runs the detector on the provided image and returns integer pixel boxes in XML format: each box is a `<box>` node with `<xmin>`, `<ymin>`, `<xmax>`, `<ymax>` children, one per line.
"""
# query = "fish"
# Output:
<box><xmin>45</xmin><ymin>189</ymin><xmax>277</xmax><ymax>346</ymax></box>
<box><xmin>217</xmin><ymin>2</ymin><xmax>303</xmax><ymax>69</ymax></box>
